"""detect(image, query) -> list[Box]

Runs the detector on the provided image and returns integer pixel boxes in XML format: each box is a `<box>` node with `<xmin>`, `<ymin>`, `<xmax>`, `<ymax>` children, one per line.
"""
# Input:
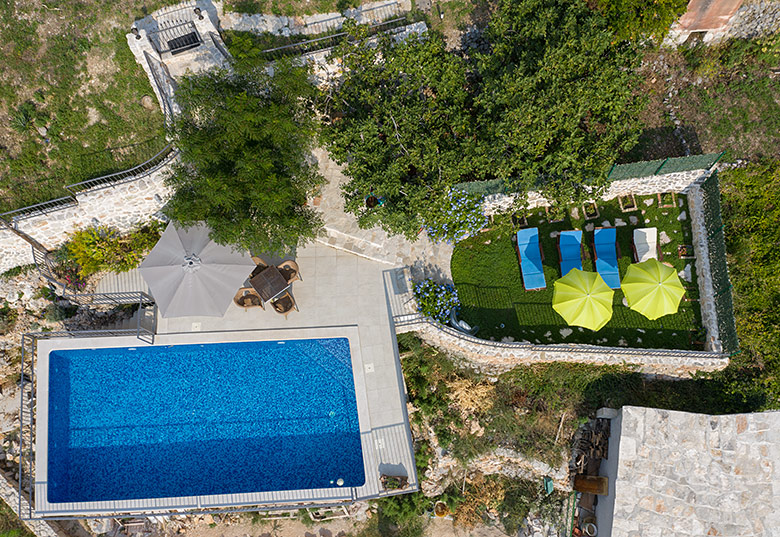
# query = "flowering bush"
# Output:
<box><xmin>423</xmin><ymin>189</ymin><xmax>488</xmax><ymax>244</ymax></box>
<box><xmin>414</xmin><ymin>279</ymin><xmax>460</xmax><ymax>324</ymax></box>
<box><xmin>62</xmin><ymin>221</ymin><xmax>165</xmax><ymax>278</ymax></box>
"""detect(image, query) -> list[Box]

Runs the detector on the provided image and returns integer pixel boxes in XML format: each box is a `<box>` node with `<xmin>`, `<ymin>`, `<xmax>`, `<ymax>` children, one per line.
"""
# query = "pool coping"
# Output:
<box><xmin>34</xmin><ymin>326</ymin><xmax>416</xmax><ymax>517</ymax></box>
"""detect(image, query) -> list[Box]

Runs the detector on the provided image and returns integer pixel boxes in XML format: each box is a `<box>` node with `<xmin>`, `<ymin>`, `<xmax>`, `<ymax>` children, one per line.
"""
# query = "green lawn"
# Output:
<box><xmin>451</xmin><ymin>194</ymin><xmax>703</xmax><ymax>350</ymax></box>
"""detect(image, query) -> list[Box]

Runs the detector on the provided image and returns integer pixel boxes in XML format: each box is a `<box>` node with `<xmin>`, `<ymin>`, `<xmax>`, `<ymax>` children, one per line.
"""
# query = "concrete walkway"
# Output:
<box><xmin>313</xmin><ymin>148</ymin><xmax>453</xmax><ymax>282</ymax></box>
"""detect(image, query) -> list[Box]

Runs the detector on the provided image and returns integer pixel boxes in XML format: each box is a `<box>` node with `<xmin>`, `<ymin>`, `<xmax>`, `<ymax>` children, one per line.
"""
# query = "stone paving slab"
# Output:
<box><xmin>312</xmin><ymin>148</ymin><xmax>453</xmax><ymax>282</ymax></box>
<box><xmin>598</xmin><ymin>406</ymin><xmax>780</xmax><ymax>537</ymax></box>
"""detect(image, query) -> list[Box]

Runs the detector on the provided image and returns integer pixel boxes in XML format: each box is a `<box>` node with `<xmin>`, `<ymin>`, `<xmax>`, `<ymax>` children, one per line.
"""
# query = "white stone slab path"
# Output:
<box><xmin>312</xmin><ymin>148</ymin><xmax>454</xmax><ymax>282</ymax></box>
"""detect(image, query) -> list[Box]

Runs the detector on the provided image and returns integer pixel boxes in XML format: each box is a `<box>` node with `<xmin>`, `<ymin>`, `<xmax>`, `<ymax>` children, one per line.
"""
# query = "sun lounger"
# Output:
<box><xmin>450</xmin><ymin>307</ymin><xmax>478</xmax><ymax>336</ymax></box>
<box><xmin>558</xmin><ymin>230</ymin><xmax>583</xmax><ymax>276</ymax></box>
<box><xmin>594</xmin><ymin>227</ymin><xmax>620</xmax><ymax>289</ymax></box>
<box><xmin>632</xmin><ymin>227</ymin><xmax>659</xmax><ymax>262</ymax></box>
<box><xmin>515</xmin><ymin>228</ymin><xmax>546</xmax><ymax>290</ymax></box>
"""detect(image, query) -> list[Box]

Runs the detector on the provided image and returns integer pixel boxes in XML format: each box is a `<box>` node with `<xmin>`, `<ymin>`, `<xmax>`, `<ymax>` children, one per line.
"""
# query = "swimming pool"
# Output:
<box><xmin>46</xmin><ymin>337</ymin><xmax>365</xmax><ymax>504</ymax></box>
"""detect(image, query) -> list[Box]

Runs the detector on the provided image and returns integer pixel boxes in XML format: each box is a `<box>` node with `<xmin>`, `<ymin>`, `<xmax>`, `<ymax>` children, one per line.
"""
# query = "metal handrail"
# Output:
<box><xmin>64</xmin><ymin>143</ymin><xmax>176</xmax><ymax>196</ymax></box>
<box><xmin>0</xmin><ymin>196</ymin><xmax>78</xmax><ymax>225</ymax></box>
<box><xmin>260</xmin><ymin>16</ymin><xmax>408</xmax><ymax>57</ymax></box>
<box><xmin>18</xmin><ymin>291</ymin><xmax>156</xmax><ymax>518</ymax></box>
<box><xmin>396</xmin><ymin>313</ymin><xmax>726</xmax><ymax>359</ymax></box>
<box><xmin>209</xmin><ymin>32</ymin><xmax>232</xmax><ymax>61</ymax></box>
<box><xmin>144</xmin><ymin>51</ymin><xmax>176</xmax><ymax>124</ymax></box>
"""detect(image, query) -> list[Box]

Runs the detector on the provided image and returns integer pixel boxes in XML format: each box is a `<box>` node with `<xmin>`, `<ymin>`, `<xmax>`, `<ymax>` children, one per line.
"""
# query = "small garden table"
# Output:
<box><xmin>249</xmin><ymin>265</ymin><xmax>290</xmax><ymax>304</ymax></box>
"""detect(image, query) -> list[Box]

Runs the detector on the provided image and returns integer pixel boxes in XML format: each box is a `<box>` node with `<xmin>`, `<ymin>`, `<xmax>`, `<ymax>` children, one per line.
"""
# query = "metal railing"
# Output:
<box><xmin>0</xmin><ymin>197</ymin><xmax>78</xmax><ymax>225</ymax></box>
<box><xmin>454</xmin><ymin>152</ymin><xmax>726</xmax><ymax>196</ymax></box>
<box><xmin>149</xmin><ymin>20</ymin><xmax>202</xmax><ymax>55</ymax></box>
<box><xmin>18</xmin><ymin>295</ymin><xmax>156</xmax><ymax>519</ymax></box>
<box><xmin>258</xmin><ymin>16</ymin><xmax>411</xmax><ymax>60</ymax></box>
<box><xmin>607</xmin><ymin>152</ymin><xmax>724</xmax><ymax>181</ymax></box>
<box><xmin>144</xmin><ymin>51</ymin><xmax>177</xmax><ymax>125</ymax></box>
<box><xmin>699</xmin><ymin>170</ymin><xmax>739</xmax><ymax>355</ymax></box>
<box><xmin>64</xmin><ymin>143</ymin><xmax>176</xmax><ymax>196</ymax></box>
<box><xmin>209</xmin><ymin>31</ymin><xmax>232</xmax><ymax>61</ymax></box>
<box><xmin>394</xmin><ymin>312</ymin><xmax>725</xmax><ymax>359</ymax></box>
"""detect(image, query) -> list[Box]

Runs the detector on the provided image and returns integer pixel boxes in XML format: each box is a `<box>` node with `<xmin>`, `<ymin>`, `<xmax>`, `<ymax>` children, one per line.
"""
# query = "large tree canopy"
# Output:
<box><xmin>324</xmin><ymin>1</ymin><xmax>644</xmax><ymax>238</ymax></box>
<box><xmin>322</xmin><ymin>23</ymin><xmax>491</xmax><ymax>240</ymax></box>
<box><xmin>477</xmin><ymin>0</ymin><xmax>645</xmax><ymax>207</ymax></box>
<box><xmin>165</xmin><ymin>62</ymin><xmax>323</xmax><ymax>254</ymax></box>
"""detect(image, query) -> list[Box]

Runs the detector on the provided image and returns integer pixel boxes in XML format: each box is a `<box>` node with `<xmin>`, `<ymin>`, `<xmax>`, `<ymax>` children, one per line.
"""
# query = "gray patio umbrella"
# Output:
<box><xmin>139</xmin><ymin>222</ymin><xmax>255</xmax><ymax>318</ymax></box>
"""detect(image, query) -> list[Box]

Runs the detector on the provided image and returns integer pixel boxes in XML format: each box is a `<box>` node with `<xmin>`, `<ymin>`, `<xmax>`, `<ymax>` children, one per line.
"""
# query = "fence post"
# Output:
<box><xmin>654</xmin><ymin>157</ymin><xmax>670</xmax><ymax>175</ymax></box>
<box><xmin>606</xmin><ymin>164</ymin><xmax>616</xmax><ymax>179</ymax></box>
<box><xmin>708</xmin><ymin>151</ymin><xmax>726</xmax><ymax>170</ymax></box>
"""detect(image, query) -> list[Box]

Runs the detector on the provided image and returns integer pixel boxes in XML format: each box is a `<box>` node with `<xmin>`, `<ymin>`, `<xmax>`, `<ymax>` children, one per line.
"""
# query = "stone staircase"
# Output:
<box><xmin>312</xmin><ymin>148</ymin><xmax>453</xmax><ymax>281</ymax></box>
<box><xmin>104</xmin><ymin>304</ymin><xmax>157</xmax><ymax>334</ymax></box>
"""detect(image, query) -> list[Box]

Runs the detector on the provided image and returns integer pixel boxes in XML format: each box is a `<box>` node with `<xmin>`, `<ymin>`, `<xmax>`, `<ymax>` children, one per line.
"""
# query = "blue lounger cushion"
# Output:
<box><xmin>594</xmin><ymin>227</ymin><xmax>620</xmax><ymax>289</ymax></box>
<box><xmin>559</xmin><ymin>230</ymin><xmax>583</xmax><ymax>276</ymax></box>
<box><xmin>516</xmin><ymin>228</ymin><xmax>546</xmax><ymax>290</ymax></box>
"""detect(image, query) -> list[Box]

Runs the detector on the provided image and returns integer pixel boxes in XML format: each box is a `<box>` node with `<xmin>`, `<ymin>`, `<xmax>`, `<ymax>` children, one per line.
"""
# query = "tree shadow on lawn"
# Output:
<box><xmin>459</xmin><ymin>284</ymin><xmax>698</xmax><ymax>349</ymax></box>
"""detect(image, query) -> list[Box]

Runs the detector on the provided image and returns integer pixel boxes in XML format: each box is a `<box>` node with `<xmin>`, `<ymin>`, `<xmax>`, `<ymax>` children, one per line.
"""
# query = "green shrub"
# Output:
<box><xmin>224</xmin><ymin>0</ymin><xmax>266</xmax><ymax>14</ymax></box>
<box><xmin>10</xmin><ymin>102</ymin><xmax>36</xmax><ymax>133</ymax></box>
<box><xmin>63</xmin><ymin>221</ymin><xmax>164</xmax><ymax>278</ymax></box>
<box><xmin>596</xmin><ymin>0</ymin><xmax>687</xmax><ymax>42</ymax></box>
<box><xmin>43</xmin><ymin>303</ymin><xmax>78</xmax><ymax>322</ymax></box>
<box><xmin>0</xmin><ymin>302</ymin><xmax>18</xmax><ymax>334</ymax></box>
<box><xmin>336</xmin><ymin>0</ymin><xmax>359</xmax><ymax>12</ymax></box>
<box><xmin>0</xmin><ymin>264</ymin><xmax>36</xmax><ymax>279</ymax></box>
<box><xmin>412</xmin><ymin>279</ymin><xmax>459</xmax><ymax>324</ymax></box>
<box><xmin>296</xmin><ymin>509</ymin><xmax>315</xmax><ymax>528</ymax></box>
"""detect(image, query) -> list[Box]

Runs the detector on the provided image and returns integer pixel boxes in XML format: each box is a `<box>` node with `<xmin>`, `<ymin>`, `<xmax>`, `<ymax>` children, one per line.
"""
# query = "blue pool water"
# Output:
<box><xmin>47</xmin><ymin>338</ymin><xmax>365</xmax><ymax>503</ymax></box>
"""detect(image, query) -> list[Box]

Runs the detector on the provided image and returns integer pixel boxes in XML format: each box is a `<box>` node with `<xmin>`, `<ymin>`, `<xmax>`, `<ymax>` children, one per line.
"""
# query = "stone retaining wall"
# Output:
<box><xmin>396</xmin><ymin>318</ymin><xmax>729</xmax><ymax>378</ymax></box>
<box><xmin>0</xmin><ymin>471</ymin><xmax>65</xmax><ymax>537</ymax></box>
<box><xmin>216</xmin><ymin>0</ymin><xmax>412</xmax><ymax>36</ymax></box>
<box><xmin>482</xmin><ymin>169</ymin><xmax>707</xmax><ymax>215</ymax></box>
<box><xmin>0</xmin><ymin>166</ymin><xmax>173</xmax><ymax>274</ymax></box>
<box><xmin>686</xmin><ymin>181</ymin><xmax>721</xmax><ymax>352</ymax></box>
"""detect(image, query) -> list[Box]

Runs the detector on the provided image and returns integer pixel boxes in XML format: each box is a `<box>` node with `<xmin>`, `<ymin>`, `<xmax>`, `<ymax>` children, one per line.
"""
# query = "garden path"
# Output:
<box><xmin>313</xmin><ymin>147</ymin><xmax>454</xmax><ymax>282</ymax></box>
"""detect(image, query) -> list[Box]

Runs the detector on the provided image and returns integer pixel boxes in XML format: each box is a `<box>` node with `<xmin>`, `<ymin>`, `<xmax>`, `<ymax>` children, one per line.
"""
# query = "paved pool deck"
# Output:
<box><xmin>33</xmin><ymin>242</ymin><xmax>418</xmax><ymax>517</ymax></box>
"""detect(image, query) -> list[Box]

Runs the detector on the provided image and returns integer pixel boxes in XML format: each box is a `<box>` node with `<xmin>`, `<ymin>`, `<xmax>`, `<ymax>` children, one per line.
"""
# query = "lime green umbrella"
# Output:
<box><xmin>621</xmin><ymin>258</ymin><xmax>686</xmax><ymax>320</ymax></box>
<box><xmin>552</xmin><ymin>269</ymin><xmax>614</xmax><ymax>331</ymax></box>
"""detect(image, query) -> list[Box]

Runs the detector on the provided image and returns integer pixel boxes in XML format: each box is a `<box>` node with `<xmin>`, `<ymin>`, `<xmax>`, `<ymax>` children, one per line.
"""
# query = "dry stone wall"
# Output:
<box><xmin>397</xmin><ymin>319</ymin><xmax>729</xmax><ymax>378</ymax></box>
<box><xmin>0</xmin><ymin>166</ymin><xmax>173</xmax><ymax>274</ymax></box>
<box><xmin>726</xmin><ymin>0</ymin><xmax>780</xmax><ymax>39</ymax></box>
<box><xmin>0</xmin><ymin>471</ymin><xmax>65</xmax><ymax>537</ymax></box>
<box><xmin>216</xmin><ymin>0</ymin><xmax>412</xmax><ymax>36</ymax></box>
<box><xmin>482</xmin><ymin>169</ymin><xmax>707</xmax><ymax>215</ymax></box>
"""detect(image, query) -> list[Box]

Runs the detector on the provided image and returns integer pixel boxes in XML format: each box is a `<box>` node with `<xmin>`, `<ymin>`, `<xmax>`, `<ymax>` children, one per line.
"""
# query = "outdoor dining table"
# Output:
<box><xmin>249</xmin><ymin>265</ymin><xmax>290</xmax><ymax>304</ymax></box>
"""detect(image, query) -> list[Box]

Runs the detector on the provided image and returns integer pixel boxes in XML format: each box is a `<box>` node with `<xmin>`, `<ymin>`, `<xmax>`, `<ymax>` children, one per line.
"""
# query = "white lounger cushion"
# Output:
<box><xmin>634</xmin><ymin>227</ymin><xmax>658</xmax><ymax>262</ymax></box>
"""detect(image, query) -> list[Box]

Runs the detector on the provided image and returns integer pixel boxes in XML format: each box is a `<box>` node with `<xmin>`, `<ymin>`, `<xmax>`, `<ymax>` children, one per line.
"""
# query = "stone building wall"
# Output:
<box><xmin>0</xmin><ymin>166</ymin><xmax>173</xmax><ymax>274</ymax></box>
<box><xmin>726</xmin><ymin>0</ymin><xmax>780</xmax><ymax>39</ymax></box>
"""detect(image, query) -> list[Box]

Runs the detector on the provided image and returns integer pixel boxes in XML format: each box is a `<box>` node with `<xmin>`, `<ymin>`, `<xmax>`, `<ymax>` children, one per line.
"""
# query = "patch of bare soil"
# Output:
<box><xmin>79</xmin><ymin>48</ymin><xmax>120</xmax><ymax>96</ymax></box>
<box><xmin>174</xmin><ymin>516</ymin><xmax>510</xmax><ymax>537</ymax></box>
<box><xmin>172</xmin><ymin>517</ymin><xmax>358</xmax><ymax>537</ymax></box>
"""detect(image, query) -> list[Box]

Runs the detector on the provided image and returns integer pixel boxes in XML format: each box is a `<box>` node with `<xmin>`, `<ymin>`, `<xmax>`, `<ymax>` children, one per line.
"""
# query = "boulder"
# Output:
<box><xmin>141</xmin><ymin>95</ymin><xmax>156</xmax><ymax>110</ymax></box>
